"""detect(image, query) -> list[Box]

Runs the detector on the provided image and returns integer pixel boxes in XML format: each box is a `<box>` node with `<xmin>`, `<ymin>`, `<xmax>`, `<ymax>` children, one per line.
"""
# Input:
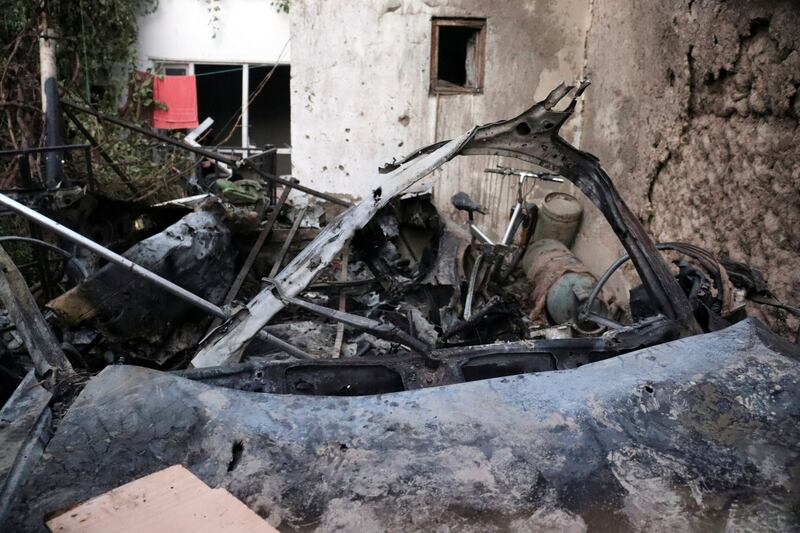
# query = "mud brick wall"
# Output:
<box><xmin>579</xmin><ymin>0</ymin><xmax>800</xmax><ymax>336</ymax></box>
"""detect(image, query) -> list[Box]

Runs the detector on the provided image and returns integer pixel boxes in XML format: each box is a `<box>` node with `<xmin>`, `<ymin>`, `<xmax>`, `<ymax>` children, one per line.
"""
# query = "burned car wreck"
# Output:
<box><xmin>1</xmin><ymin>82</ymin><xmax>799</xmax><ymax>531</ymax></box>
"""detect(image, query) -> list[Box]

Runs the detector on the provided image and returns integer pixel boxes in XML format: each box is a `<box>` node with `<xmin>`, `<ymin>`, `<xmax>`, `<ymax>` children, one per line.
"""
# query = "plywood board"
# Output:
<box><xmin>46</xmin><ymin>465</ymin><xmax>278</xmax><ymax>533</ymax></box>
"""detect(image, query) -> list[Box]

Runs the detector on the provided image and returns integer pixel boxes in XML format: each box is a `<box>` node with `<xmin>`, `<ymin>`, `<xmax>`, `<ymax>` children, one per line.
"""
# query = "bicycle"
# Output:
<box><xmin>450</xmin><ymin>166</ymin><xmax>564</xmax><ymax>319</ymax></box>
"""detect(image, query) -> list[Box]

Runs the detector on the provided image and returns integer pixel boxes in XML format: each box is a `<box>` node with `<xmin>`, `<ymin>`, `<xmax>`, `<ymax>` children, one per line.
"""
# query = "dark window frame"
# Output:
<box><xmin>430</xmin><ymin>17</ymin><xmax>486</xmax><ymax>95</ymax></box>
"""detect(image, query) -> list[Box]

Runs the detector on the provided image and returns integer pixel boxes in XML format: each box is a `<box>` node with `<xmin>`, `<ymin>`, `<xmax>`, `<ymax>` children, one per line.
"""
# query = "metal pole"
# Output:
<box><xmin>268</xmin><ymin>206</ymin><xmax>306</xmax><ymax>278</ymax></box>
<box><xmin>501</xmin><ymin>175</ymin><xmax>525</xmax><ymax>245</ymax></box>
<box><xmin>256</xmin><ymin>330</ymin><xmax>313</xmax><ymax>359</ymax></box>
<box><xmin>63</xmin><ymin>106</ymin><xmax>138</xmax><ymax>195</ymax></box>
<box><xmin>63</xmin><ymin>102</ymin><xmax>352</xmax><ymax>208</ymax></box>
<box><xmin>469</xmin><ymin>224</ymin><xmax>494</xmax><ymax>245</ymax></box>
<box><xmin>501</xmin><ymin>202</ymin><xmax>523</xmax><ymax>245</ymax></box>
<box><xmin>0</xmin><ymin>192</ymin><xmax>228</xmax><ymax>320</ymax></box>
<box><xmin>38</xmin><ymin>3</ymin><xmax>65</xmax><ymax>187</ymax></box>
<box><xmin>202</xmin><ymin>180</ymin><xmax>296</xmax><ymax>337</ymax></box>
<box><xmin>17</xmin><ymin>155</ymin><xmax>55</xmax><ymax>299</ymax></box>
<box><xmin>241</xmin><ymin>64</ymin><xmax>249</xmax><ymax>151</ymax></box>
<box><xmin>62</xmin><ymin>102</ymin><xmax>238</xmax><ymax>166</ymax></box>
<box><xmin>242</xmin><ymin>160</ymin><xmax>352</xmax><ymax>208</ymax></box>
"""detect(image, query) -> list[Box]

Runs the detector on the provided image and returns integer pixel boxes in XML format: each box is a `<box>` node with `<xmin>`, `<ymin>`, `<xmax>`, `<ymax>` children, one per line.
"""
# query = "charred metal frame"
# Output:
<box><xmin>180</xmin><ymin>316</ymin><xmax>681</xmax><ymax>394</ymax></box>
<box><xmin>581</xmin><ymin>241</ymin><xmax>730</xmax><ymax>330</ymax></box>
<box><xmin>192</xmin><ymin>82</ymin><xmax>701</xmax><ymax>383</ymax></box>
<box><xmin>0</xmin><ymin>193</ymin><xmax>228</xmax><ymax>319</ymax></box>
<box><xmin>0</xmin><ymin>144</ymin><xmax>95</xmax><ymax>298</ymax></box>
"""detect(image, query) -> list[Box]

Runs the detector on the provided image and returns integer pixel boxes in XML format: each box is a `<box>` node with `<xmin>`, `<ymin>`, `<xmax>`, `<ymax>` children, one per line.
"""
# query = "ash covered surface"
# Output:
<box><xmin>7</xmin><ymin>320</ymin><xmax>800</xmax><ymax>532</ymax></box>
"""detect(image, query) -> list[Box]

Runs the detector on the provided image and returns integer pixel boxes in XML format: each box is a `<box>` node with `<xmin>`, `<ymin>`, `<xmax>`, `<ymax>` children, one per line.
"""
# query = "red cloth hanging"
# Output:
<box><xmin>152</xmin><ymin>75</ymin><xmax>199</xmax><ymax>129</ymax></box>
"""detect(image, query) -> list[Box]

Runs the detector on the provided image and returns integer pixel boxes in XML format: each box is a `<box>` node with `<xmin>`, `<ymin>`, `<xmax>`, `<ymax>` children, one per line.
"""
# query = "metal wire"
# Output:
<box><xmin>582</xmin><ymin>242</ymin><xmax>729</xmax><ymax>328</ymax></box>
<box><xmin>0</xmin><ymin>236</ymin><xmax>89</xmax><ymax>280</ymax></box>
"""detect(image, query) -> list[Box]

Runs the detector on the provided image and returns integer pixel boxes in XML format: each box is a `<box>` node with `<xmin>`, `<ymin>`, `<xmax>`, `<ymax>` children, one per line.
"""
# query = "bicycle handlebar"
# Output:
<box><xmin>484</xmin><ymin>166</ymin><xmax>564</xmax><ymax>182</ymax></box>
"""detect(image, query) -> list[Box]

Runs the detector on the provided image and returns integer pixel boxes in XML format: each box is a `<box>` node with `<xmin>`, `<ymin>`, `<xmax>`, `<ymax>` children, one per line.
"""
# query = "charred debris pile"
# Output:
<box><xmin>1</xmin><ymin>82</ymin><xmax>797</xmax><ymax>402</ymax></box>
<box><xmin>1</xmin><ymin>82</ymin><xmax>799</xmax><ymax>526</ymax></box>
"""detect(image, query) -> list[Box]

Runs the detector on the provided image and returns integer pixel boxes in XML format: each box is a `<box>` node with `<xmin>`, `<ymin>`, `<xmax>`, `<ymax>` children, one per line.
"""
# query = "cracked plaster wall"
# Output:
<box><xmin>576</xmin><ymin>0</ymin><xmax>800</xmax><ymax>337</ymax></box>
<box><xmin>290</xmin><ymin>0</ymin><xmax>589</xmax><ymax>239</ymax></box>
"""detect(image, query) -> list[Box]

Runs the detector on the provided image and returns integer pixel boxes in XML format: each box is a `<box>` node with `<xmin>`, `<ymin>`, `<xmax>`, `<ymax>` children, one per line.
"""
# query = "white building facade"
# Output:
<box><xmin>137</xmin><ymin>0</ymin><xmax>592</xmax><ymax>240</ymax></box>
<box><xmin>136</xmin><ymin>0</ymin><xmax>291</xmax><ymax>168</ymax></box>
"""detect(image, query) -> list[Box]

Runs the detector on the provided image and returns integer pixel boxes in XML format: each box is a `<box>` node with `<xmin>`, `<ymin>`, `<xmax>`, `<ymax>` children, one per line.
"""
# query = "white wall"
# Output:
<box><xmin>290</xmin><ymin>0</ymin><xmax>590</xmax><ymax>240</ymax></box>
<box><xmin>136</xmin><ymin>0</ymin><xmax>290</xmax><ymax>67</ymax></box>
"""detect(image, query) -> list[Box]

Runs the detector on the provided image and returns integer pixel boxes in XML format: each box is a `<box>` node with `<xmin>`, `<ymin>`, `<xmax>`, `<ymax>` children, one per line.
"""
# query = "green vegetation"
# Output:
<box><xmin>0</xmin><ymin>0</ymin><xmax>194</xmax><ymax>202</ymax></box>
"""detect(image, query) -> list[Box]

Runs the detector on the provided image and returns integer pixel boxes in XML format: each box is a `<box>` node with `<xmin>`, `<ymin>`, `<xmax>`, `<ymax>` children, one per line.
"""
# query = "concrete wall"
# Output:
<box><xmin>576</xmin><ymin>0</ymin><xmax>800</xmax><ymax>336</ymax></box>
<box><xmin>135</xmin><ymin>0</ymin><xmax>290</xmax><ymax>67</ymax></box>
<box><xmin>290</xmin><ymin>0</ymin><xmax>589</xmax><ymax>240</ymax></box>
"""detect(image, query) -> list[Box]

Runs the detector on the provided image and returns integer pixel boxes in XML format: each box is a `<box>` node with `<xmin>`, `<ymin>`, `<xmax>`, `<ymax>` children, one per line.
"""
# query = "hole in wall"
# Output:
<box><xmin>437</xmin><ymin>26</ymin><xmax>480</xmax><ymax>86</ymax></box>
<box><xmin>666</xmin><ymin>68</ymin><xmax>676</xmax><ymax>87</ymax></box>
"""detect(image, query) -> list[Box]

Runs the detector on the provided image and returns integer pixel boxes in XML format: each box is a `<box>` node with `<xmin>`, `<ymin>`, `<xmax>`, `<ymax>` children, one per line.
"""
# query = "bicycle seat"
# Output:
<box><xmin>450</xmin><ymin>192</ymin><xmax>486</xmax><ymax>215</ymax></box>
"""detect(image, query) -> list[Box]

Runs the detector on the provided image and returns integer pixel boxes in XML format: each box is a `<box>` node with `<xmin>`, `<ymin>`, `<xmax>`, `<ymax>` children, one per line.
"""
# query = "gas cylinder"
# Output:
<box><xmin>522</xmin><ymin>239</ymin><xmax>607</xmax><ymax>334</ymax></box>
<box><xmin>532</xmin><ymin>191</ymin><xmax>583</xmax><ymax>247</ymax></box>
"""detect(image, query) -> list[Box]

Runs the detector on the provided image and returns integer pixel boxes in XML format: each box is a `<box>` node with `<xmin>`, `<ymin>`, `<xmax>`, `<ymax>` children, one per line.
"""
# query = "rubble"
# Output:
<box><xmin>0</xmin><ymin>370</ymin><xmax>51</xmax><ymax>522</ymax></box>
<box><xmin>0</xmin><ymin>245</ymin><xmax>73</xmax><ymax>378</ymax></box>
<box><xmin>1</xmin><ymin>82</ymin><xmax>799</xmax><ymax>530</ymax></box>
<box><xmin>46</xmin><ymin>211</ymin><xmax>235</xmax><ymax>365</ymax></box>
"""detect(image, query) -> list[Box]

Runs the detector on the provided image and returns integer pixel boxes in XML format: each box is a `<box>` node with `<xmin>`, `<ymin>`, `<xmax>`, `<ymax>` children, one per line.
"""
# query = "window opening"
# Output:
<box><xmin>431</xmin><ymin>18</ymin><xmax>486</xmax><ymax>94</ymax></box>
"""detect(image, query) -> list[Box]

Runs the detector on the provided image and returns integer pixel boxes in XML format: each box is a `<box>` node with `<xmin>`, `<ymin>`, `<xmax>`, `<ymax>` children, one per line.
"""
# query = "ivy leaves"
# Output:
<box><xmin>206</xmin><ymin>0</ymin><xmax>221</xmax><ymax>39</ymax></box>
<box><xmin>271</xmin><ymin>0</ymin><xmax>289</xmax><ymax>14</ymax></box>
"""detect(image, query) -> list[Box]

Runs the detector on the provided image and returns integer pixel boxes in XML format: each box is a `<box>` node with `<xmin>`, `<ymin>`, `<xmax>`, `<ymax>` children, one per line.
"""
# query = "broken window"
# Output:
<box><xmin>149</xmin><ymin>61</ymin><xmax>291</xmax><ymax>171</ymax></box>
<box><xmin>430</xmin><ymin>18</ymin><xmax>486</xmax><ymax>94</ymax></box>
<box><xmin>248</xmin><ymin>65</ymin><xmax>292</xmax><ymax>175</ymax></box>
<box><xmin>196</xmin><ymin>64</ymin><xmax>244</xmax><ymax>148</ymax></box>
<box><xmin>194</xmin><ymin>63</ymin><xmax>291</xmax><ymax>171</ymax></box>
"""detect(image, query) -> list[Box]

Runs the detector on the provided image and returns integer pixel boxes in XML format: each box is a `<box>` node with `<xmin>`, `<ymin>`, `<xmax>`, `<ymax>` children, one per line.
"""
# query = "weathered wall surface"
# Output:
<box><xmin>290</xmin><ymin>0</ymin><xmax>589</xmax><ymax>240</ymax></box>
<box><xmin>577</xmin><ymin>0</ymin><xmax>800</xmax><ymax>336</ymax></box>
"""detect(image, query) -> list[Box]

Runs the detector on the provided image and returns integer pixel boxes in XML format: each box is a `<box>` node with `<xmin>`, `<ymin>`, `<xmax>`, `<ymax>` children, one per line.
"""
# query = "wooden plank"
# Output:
<box><xmin>0</xmin><ymin>245</ymin><xmax>73</xmax><ymax>377</ymax></box>
<box><xmin>267</xmin><ymin>206</ymin><xmax>306</xmax><ymax>279</ymax></box>
<box><xmin>46</xmin><ymin>465</ymin><xmax>279</xmax><ymax>533</ymax></box>
<box><xmin>203</xmin><ymin>182</ymin><xmax>294</xmax><ymax>337</ymax></box>
<box><xmin>331</xmin><ymin>245</ymin><xmax>349</xmax><ymax>358</ymax></box>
